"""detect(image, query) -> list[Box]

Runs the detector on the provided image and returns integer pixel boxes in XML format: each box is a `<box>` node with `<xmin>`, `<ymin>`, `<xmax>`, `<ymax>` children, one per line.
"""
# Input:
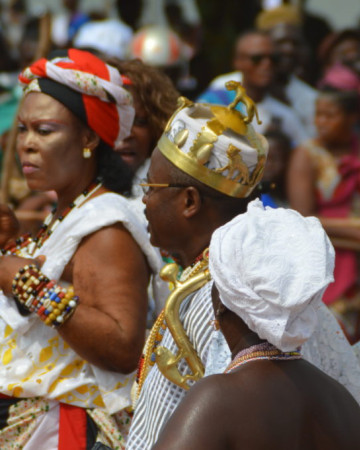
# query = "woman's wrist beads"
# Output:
<box><xmin>12</xmin><ymin>265</ymin><xmax>79</xmax><ymax>328</ymax></box>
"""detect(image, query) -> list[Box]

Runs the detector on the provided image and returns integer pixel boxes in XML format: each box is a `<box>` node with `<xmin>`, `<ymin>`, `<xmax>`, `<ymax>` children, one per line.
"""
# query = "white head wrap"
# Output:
<box><xmin>74</xmin><ymin>19</ymin><xmax>134</xmax><ymax>59</ymax></box>
<box><xmin>209</xmin><ymin>199</ymin><xmax>335</xmax><ymax>352</ymax></box>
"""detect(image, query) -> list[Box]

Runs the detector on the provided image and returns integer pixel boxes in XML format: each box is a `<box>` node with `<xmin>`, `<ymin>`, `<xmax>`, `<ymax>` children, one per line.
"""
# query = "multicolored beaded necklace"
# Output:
<box><xmin>224</xmin><ymin>342</ymin><xmax>302</xmax><ymax>374</ymax></box>
<box><xmin>135</xmin><ymin>248</ymin><xmax>210</xmax><ymax>403</ymax></box>
<box><xmin>179</xmin><ymin>248</ymin><xmax>209</xmax><ymax>282</ymax></box>
<box><xmin>1</xmin><ymin>179</ymin><xmax>102</xmax><ymax>257</ymax></box>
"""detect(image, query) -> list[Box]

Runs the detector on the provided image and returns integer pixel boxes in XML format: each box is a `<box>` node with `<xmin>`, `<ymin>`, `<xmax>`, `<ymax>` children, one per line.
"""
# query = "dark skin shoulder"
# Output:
<box><xmin>153</xmin><ymin>359</ymin><xmax>360</xmax><ymax>450</ymax></box>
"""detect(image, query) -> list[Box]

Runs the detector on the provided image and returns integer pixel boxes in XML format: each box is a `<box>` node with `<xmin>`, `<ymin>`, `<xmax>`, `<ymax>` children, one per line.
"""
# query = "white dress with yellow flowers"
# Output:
<box><xmin>0</xmin><ymin>193</ymin><xmax>163</xmax><ymax>447</ymax></box>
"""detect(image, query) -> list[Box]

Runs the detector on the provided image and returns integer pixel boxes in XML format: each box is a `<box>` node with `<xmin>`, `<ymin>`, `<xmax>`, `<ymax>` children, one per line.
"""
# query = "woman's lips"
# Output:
<box><xmin>118</xmin><ymin>150</ymin><xmax>136</xmax><ymax>165</ymax></box>
<box><xmin>22</xmin><ymin>163</ymin><xmax>39</xmax><ymax>175</ymax></box>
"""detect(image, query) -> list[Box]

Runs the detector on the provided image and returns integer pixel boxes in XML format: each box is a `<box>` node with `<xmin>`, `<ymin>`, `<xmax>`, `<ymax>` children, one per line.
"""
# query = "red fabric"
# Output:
<box><xmin>169</xmin><ymin>33</ymin><xmax>180</xmax><ymax>63</ymax></box>
<box><xmin>58</xmin><ymin>403</ymin><xmax>87</xmax><ymax>450</ymax></box>
<box><xmin>317</xmin><ymin>137</ymin><xmax>360</xmax><ymax>304</ymax></box>
<box><xmin>132</xmin><ymin>32</ymin><xmax>146</xmax><ymax>59</ymax></box>
<box><xmin>21</xmin><ymin>49</ymin><xmax>111</xmax><ymax>82</ymax></box>
<box><xmin>68</xmin><ymin>48</ymin><xmax>110</xmax><ymax>80</ymax></box>
<box><xmin>18</xmin><ymin>48</ymin><xmax>131</xmax><ymax>148</ymax></box>
<box><xmin>83</xmin><ymin>95</ymin><xmax>119</xmax><ymax>148</ymax></box>
<box><xmin>0</xmin><ymin>393</ymin><xmax>12</xmax><ymax>399</ymax></box>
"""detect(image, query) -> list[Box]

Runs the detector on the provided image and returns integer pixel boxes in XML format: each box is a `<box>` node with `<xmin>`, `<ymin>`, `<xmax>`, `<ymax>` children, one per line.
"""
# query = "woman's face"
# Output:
<box><xmin>17</xmin><ymin>92</ymin><xmax>93</xmax><ymax>193</ymax></box>
<box><xmin>329</xmin><ymin>38</ymin><xmax>360</xmax><ymax>70</ymax></box>
<box><xmin>115</xmin><ymin>89</ymin><xmax>154</xmax><ymax>172</ymax></box>
<box><xmin>315</xmin><ymin>96</ymin><xmax>354</xmax><ymax>144</ymax></box>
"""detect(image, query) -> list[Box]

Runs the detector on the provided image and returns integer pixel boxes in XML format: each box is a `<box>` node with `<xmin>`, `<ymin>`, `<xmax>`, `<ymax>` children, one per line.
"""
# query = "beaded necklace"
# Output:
<box><xmin>1</xmin><ymin>179</ymin><xmax>102</xmax><ymax>257</ymax></box>
<box><xmin>224</xmin><ymin>342</ymin><xmax>302</xmax><ymax>374</ymax></box>
<box><xmin>179</xmin><ymin>248</ymin><xmax>209</xmax><ymax>282</ymax></box>
<box><xmin>135</xmin><ymin>248</ymin><xmax>210</xmax><ymax>402</ymax></box>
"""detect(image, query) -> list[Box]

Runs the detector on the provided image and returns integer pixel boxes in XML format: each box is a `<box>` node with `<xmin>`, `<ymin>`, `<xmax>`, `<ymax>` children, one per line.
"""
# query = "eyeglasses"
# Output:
<box><xmin>240</xmin><ymin>53</ymin><xmax>280</xmax><ymax>65</ymax></box>
<box><xmin>139</xmin><ymin>180</ymin><xmax>190</xmax><ymax>195</ymax></box>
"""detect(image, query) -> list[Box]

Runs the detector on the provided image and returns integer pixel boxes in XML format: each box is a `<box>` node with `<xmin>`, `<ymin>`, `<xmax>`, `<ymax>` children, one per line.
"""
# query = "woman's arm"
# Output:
<box><xmin>0</xmin><ymin>222</ymin><xmax>151</xmax><ymax>373</ymax></box>
<box><xmin>58</xmin><ymin>222</ymin><xmax>151</xmax><ymax>373</ymax></box>
<box><xmin>286</xmin><ymin>146</ymin><xmax>317</xmax><ymax>216</ymax></box>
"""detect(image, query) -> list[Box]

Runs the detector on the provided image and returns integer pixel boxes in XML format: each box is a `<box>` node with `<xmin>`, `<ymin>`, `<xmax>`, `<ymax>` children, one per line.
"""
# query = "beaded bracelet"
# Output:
<box><xmin>12</xmin><ymin>265</ymin><xmax>79</xmax><ymax>328</ymax></box>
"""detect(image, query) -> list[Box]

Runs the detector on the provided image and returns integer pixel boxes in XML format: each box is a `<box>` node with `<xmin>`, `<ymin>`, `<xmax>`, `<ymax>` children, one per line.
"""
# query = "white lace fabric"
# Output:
<box><xmin>209</xmin><ymin>199</ymin><xmax>335</xmax><ymax>352</ymax></box>
<box><xmin>206</xmin><ymin>300</ymin><xmax>360</xmax><ymax>405</ymax></box>
<box><xmin>129</xmin><ymin>278</ymin><xmax>360</xmax><ymax>449</ymax></box>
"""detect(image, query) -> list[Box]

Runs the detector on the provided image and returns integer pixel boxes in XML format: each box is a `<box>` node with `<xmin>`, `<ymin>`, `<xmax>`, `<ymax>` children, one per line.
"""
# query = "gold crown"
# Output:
<box><xmin>256</xmin><ymin>5</ymin><xmax>301</xmax><ymax>30</ymax></box>
<box><xmin>158</xmin><ymin>81</ymin><xmax>268</xmax><ymax>198</ymax></box>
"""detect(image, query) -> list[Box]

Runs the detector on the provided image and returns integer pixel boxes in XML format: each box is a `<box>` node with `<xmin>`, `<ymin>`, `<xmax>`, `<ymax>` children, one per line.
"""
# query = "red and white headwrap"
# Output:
<box><xmin>19</xmin><ymin>48</ymin><xmax>135</xmax><ymax>149</ymax></box>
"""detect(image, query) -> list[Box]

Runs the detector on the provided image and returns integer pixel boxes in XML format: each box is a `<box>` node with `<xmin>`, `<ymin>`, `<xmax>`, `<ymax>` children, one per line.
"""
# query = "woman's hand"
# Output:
<box><xmin>0</xmin><ymin>255</ymin><xmax>45</xmax><ymax>296</ymax></box>
<box><xmin>0</xmin><ymin>204</ymin><xmax>20</xmax><ymax>247</ymax></box>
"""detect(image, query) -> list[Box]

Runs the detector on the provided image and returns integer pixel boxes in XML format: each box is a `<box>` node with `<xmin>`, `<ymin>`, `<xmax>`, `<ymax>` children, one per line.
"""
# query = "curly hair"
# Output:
<box><xmin>106</xmin><ymin>58</ymin><xmax>180</xmax><ymax>146</ymax></box>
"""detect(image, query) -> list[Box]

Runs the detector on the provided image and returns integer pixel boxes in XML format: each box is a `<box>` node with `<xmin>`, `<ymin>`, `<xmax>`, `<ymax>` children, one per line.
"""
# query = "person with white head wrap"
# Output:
<box><xmin>152</xmin><ymin>200</ymin><xmax>360</xmax><ymax>450</ymax></box>
<box><xmin>209</xmin><ymin>199</ymin><xmax>335</xmax><ymax>352</ymax></box>
<box><xmin>127</xmin><ymin>83</ymin><xmax>360</xmax><ymax>450</ymax></box>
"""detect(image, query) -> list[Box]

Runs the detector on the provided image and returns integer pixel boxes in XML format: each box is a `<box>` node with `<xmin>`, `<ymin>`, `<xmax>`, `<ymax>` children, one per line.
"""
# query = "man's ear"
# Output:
<box><xmin>83</xmin><ymin>129</ymin><xmax>100</xmax><ymax>152</ymax></box>
<box><xmin>182</xmin><ymin>187</ymin><xmax>202</xmax><ymax>219</ymax></box>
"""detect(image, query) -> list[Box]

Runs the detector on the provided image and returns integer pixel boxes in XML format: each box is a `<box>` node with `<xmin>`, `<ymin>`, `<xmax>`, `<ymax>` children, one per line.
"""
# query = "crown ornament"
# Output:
<box><xmin>158</xmin><ymin>81</ymin><xmax>268</xmax><ymax>198</ymax></box>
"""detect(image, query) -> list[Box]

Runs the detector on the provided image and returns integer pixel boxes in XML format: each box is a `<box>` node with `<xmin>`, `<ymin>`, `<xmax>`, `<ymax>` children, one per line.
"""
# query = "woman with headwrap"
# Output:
<box><xmin>106</xmin><ymin>58</ymin><xmax>179</xmax><ymax>203</ymax></box>
<box><xmin>0</xmin><ymin>49</ymin><xmax>164</xmax><ymax>448</ymax></box>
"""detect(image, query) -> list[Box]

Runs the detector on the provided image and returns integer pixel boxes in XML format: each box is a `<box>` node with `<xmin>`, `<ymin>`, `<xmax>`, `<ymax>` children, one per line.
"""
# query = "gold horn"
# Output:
<box><xmin>155</xmin><ymin>262</ymin><xmax>212</xmax><ymax>390</ymax></box>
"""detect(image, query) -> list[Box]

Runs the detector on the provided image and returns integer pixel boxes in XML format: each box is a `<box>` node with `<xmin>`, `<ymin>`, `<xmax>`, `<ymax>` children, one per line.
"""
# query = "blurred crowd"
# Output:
<box><xmin>0</xmin><ymin>0</ymin><xmax>360</xmax><ymax>342</ymax></box>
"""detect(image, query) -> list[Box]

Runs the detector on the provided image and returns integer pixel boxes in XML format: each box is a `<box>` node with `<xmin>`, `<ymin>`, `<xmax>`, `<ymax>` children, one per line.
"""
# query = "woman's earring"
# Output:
<box><xmin>83</xmin><ymin>147</ymin><xmax>92</xmax><ymax>159</ymax></box>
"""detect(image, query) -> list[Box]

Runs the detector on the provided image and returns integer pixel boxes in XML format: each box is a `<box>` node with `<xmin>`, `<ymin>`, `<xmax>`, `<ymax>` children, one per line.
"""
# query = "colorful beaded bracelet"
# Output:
<box><xmin>12</xmin><ymin>265</ymin><xmax>79</xmax><ymax>328</ymax></box>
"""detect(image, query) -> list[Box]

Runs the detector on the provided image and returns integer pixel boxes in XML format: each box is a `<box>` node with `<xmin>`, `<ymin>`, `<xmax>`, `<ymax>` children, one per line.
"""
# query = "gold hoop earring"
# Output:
<box><xmin>83</xmin><ymin>147</ymin><xmax>92</xmax><ymax>159</ymax></box>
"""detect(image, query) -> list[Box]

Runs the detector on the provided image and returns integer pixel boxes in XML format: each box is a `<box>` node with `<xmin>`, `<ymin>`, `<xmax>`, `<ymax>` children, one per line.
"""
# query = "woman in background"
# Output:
<box><xmin>287</xmin><ymin>88</ymin><xmax>360</xmax><ymax>343</ymax></box>
<box><xmin>107</xmin><ymin>58</ymin><xmax>179</xmax><ymax>200</ymax></box>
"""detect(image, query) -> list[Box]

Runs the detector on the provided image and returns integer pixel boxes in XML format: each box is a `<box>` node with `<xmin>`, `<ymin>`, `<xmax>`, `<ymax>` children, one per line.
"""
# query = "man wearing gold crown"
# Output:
<box><xmin>126</xmin><ymin>85</ymin><xmax>360</xmax><ymax>449</ymax></box>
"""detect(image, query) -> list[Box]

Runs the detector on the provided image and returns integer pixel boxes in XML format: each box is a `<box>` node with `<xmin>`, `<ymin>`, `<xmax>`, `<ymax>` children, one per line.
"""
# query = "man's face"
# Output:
<box><xmin>142</xmin><ymin>148</ymin><xmax>183</xmax><ymax>250</ymax></box>
<box><xmin>233</xmin><ymin>34</ymin><xmax>276</xmax><ymax>88</ymax></box>
<box><xmin>270</xmin><ymin>24</ymin><xmax>304</xmax><ymax>76</ymax></box>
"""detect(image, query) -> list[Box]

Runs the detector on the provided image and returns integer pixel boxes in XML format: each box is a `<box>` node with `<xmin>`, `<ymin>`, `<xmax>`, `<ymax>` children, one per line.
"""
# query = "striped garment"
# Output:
<box><xmin>127</xmin><ymin>281</ymin><xmax>214</xmax><ymax>449</ymax></box>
